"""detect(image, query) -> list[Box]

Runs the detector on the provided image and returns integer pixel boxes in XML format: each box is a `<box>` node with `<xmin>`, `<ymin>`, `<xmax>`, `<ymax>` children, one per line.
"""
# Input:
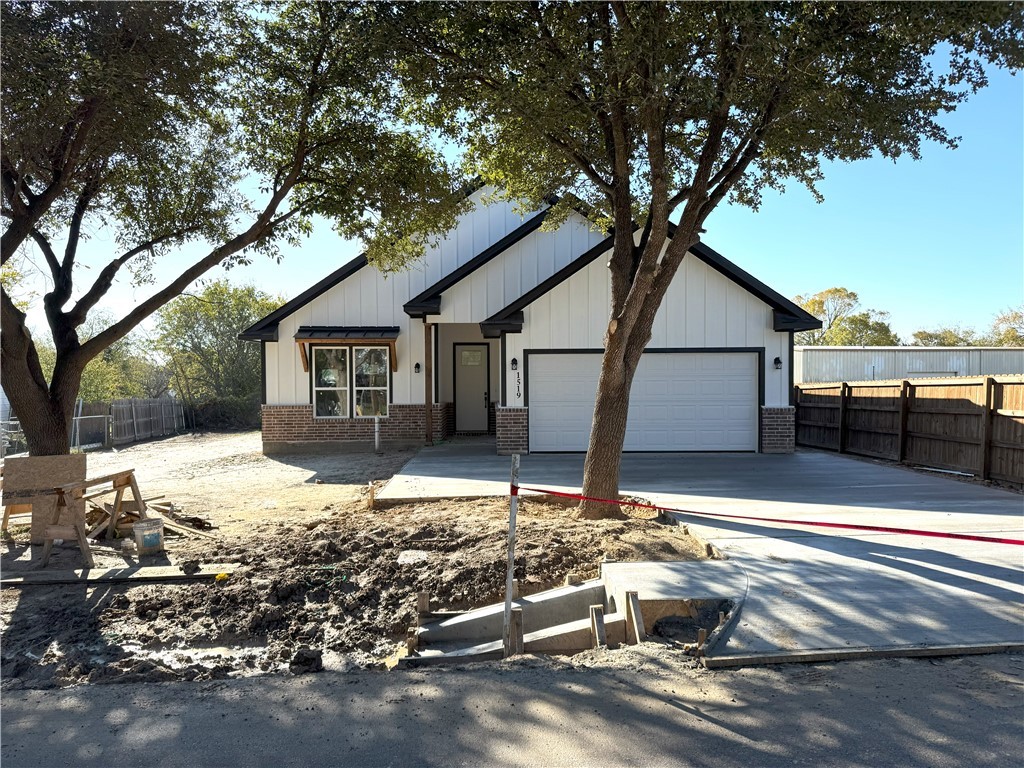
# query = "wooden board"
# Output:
<box><xmin>1</xmin><ymin>563</ymin><xmax>239</xmax><ymax>587</ymax></box>
<box><xmin>1</xmin><ymin>455</ymin><xmax>87</xmax><ymax>545</ymax></box>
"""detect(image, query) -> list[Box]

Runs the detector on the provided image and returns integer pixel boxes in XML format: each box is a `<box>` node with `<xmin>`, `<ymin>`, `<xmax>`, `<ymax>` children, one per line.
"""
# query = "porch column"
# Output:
<box><xmin>424</xmin><ymin>320</ymin><xmax>433</xmax><ymax>445</ymax></box>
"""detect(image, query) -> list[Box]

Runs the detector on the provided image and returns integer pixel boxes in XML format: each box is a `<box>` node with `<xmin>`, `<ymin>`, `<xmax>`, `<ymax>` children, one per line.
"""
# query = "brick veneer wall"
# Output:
<box><xmin>262</xmin><ymin>403</ymin><xmax>453</xmax><ymax>453</ymax></box>
<box><xmin>496</xmin><ymin>406</ymin><xmax>529</xmax><ymax>455</ymax></box>
<box><xmin>760</xmin><ymin>406</ymin><xmax>795</xmax><ymax>453</ymax></box>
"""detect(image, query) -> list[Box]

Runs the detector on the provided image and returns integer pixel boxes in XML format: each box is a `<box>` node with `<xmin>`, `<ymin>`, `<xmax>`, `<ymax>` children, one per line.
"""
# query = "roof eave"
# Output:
<box><xmin>773</xmin><ymin>310</ymin><xmax>822</xmax><ymax>333</ymax></box>
<box><xmin>480</xmin><ymin>312</ymin><xmax>525</xmax><ymax>338</ymax></box>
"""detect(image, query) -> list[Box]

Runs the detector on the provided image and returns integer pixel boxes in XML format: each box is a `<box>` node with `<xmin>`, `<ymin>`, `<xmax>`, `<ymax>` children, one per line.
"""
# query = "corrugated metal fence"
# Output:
<box><xmin>794</xmin><ymin>347</ymin><xmax>1024</xmax><ymax>384</ymax></box>
<box><xmin>795</xmin><ymin>376</ymin><xmax>1023</xmax><ymax>485</ymax></box>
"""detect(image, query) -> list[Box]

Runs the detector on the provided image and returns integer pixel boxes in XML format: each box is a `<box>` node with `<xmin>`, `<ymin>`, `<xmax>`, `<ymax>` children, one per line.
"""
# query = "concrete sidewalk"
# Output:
<box><xmin>379</xmin><ymin>447</ymin><xmax>1024</xmax><ymax>663</ymax></box>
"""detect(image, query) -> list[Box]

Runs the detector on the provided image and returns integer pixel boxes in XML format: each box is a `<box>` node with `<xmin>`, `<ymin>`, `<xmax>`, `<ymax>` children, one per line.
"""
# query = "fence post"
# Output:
<box><xmin>897</xmin><ymin>380</ymin><xmax>911</xmax><ymax>463</ymax></box>
<box><xmin>837</xmin><ymin>383</ymin><xmax>849</xmax><ymax>453</ymax></box>
<box><xmin>979</xmin><ymin>377</ymin><xmax>995</xmax><ymax>480</ymax></box>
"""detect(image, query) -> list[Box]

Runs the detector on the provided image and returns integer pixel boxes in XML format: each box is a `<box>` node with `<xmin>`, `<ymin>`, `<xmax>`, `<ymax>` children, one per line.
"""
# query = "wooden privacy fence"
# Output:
<box><xmin>795</xmin><ymin>376</ymin><xmax>1024</xmax><ymax>485</ymax></box>
<box><xmin>110</xmin><ymin>398</ymin><xmax>186</xmax><ymax>446</ymax></box>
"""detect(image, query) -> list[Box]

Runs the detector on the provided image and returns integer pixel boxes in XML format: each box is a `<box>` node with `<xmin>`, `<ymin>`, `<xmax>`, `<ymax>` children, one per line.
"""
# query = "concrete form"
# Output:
<box><xmin>382</xmin><ymin>447</ymin><xmax>1024</xmax><ymax>665</ymax></box>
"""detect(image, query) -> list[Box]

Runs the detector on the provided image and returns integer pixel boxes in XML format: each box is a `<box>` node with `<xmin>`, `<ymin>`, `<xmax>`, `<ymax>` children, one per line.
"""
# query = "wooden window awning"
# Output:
<box><xmin>294</xmin><ymin>326</ymin><xmax>400</xmax><ymax>372</ymax></box>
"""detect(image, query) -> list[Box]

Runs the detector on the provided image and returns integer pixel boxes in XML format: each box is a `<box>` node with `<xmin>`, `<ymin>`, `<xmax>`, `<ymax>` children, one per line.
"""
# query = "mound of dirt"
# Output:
<box><xmin>2</xmin><ymin>494</ymin><xmax>705</xmax><ymax>690</ymax></box>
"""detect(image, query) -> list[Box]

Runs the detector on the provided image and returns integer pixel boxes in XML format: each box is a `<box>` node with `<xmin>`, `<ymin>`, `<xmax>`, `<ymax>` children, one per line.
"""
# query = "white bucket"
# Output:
<box><xmin>133</xmin><ymin>517</ymin><xmax>165</xmax><ymax>555</ymax></box>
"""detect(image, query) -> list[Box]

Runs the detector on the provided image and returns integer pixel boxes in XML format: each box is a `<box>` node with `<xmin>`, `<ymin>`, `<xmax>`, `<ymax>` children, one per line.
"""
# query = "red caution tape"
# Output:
<box><xmin>513</xmin><ymin>485</ymin><xmax>1024</xmax><ymax>546</ymax></box>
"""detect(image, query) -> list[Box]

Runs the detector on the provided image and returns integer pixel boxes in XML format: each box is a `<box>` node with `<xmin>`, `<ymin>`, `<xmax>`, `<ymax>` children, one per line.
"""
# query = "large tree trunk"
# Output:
<box><xmin>578</xmin><ymin>321</ymin><xmax>650</xmax><ymax>520</ymax></box>
<box><xmin>1</xmin><ymin>295</ymin><xmax>83</xmax><ymax>456</ymax></box>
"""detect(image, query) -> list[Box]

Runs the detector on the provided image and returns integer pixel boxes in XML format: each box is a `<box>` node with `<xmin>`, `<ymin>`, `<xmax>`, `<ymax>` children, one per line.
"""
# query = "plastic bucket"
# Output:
<box><xmin>133</xmin><ymin>517</ymin><xmax>165</xmax><ymax>555</ymax></box>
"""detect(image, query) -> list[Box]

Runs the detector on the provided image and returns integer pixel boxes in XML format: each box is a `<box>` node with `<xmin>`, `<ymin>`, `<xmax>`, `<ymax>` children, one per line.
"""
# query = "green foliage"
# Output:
<box><xmin>911</xmin><ymin>326</ymin><xmax>980</xmax><ymax>347</ymax></box>
<box><xmin>0</xmin><ymin>258</ymin><xmax>32</xmax><ymax>311</ymax></box>
<box><xmin>2</xmin><ymin>1</ymin><xmax>467</xmax><ymax>453</ymax></box>
<box><xmin>381</xmin><ymin>2</ymin><xmax>1024</xmax><ymax>506</ymax></box>
<box><xmin>987</xmin><ymin>307</ymin><xmax>1024</xmax><ymax>346</ymax></box>
<box><xmin>795</xmin><ymin>288</ymin><xmax>901</xmax><ymax>346</ymax></box>
<box><xmin>33</xmin><ymin>312</ymin><xmax>167</xmax><ymax>401</ymax></box>
<box><xmin>384</xmin><ymin>3</ymin><xmax>1024</xmax><ymax>224</ymax></box>
<box><xmin>154</xmin><ymin>280</ymin><xmax>281</xmax><ymax>408</ymax></box>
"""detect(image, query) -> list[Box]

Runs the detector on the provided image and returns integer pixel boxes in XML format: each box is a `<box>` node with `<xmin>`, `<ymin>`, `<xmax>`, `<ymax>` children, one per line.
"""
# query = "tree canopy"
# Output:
<box><xmin>1</xmin><ymin>1</ymin><xmax>467</xmax><ymax>454</ymax></box>
<box><xmin>795</xmin><ymin>287</ymin><xmax>901</xmax><ymax>346</ymax></box>
<box><xmin>382</xmin><ymin>1</ymin><xmax>1024</xmax><ymax>516</ymax></box>
<box><xmin>154</xmin><ymin>280</ymin><xmax>281</xmax><ymax>424</ymax></box>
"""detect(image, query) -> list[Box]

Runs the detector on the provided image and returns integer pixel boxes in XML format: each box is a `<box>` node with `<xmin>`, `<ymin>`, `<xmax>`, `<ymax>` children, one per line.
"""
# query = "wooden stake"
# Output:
<box><xmin>417</xmin><ymin>591</ymin><xmax>430</xmax><ymax>616</ymax></box>
<box><xmin>625</xmin><ymin>591</ymin><xmax>646</xmax><ymax>645</ymax></box>
<box><xmin>502</xmin><ymin>454</ymin><xmax>520</xmax><ymax>658</ymax></box>
<box><xmin>510</xmin><ymin>607</ymin><xmax>524</xmax><ymax>656</ymax></box>
<box><xmin>590</xmin><ymin>605</ymin><xmax>607</xmax><ymax>648</ymax></box>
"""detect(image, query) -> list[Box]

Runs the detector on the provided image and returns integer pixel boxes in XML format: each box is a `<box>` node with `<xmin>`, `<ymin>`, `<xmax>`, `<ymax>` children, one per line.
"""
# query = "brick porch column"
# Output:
<box><xmin>760</xmin><ymin>406</ymin><xmax>795</xmax><ymax>453</ymax></box>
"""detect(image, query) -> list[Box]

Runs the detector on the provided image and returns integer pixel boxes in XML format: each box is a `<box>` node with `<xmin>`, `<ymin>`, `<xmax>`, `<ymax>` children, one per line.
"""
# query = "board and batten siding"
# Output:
<box><xmin>436</xmin><ymin>214</ymin><xmax>607</xmax><ymax>324</ymax></box>
<box><xmin>265</xmin><ymin>188</ymin><xmax>535</xmax><ymax>406</ymax></box>
<box><xmin>794</xmin><ymin>347</ymin><xmax>1024</xmax><ymax>384</ymax></box>
<box><xmin>504</xmin><ymin>249</ymin><xmax>791</xmax><ymax>407</ymax></box>
<box><xmin>263</xmin><ymin>191</ymin><xmax>606</xmax><ymax>407</ymax></box>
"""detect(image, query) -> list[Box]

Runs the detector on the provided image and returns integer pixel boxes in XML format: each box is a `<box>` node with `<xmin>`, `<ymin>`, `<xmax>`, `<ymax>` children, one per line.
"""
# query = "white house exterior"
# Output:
<box><xmin>241</xmin><ymin>187</ymin><xmax>820</xmax><ymax>455</ymax></box>
<box><xmin>794</xmin><ymin>346</ymin><xmax>1024</xmax><ymax>384</ymax></box>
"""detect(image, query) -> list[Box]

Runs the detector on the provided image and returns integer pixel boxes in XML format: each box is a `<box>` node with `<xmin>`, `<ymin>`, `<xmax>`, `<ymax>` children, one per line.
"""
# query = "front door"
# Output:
<box><xmin>454</xmin><ymin>343</ymin><xmax>489</xmax><ymax>432</ymax></box>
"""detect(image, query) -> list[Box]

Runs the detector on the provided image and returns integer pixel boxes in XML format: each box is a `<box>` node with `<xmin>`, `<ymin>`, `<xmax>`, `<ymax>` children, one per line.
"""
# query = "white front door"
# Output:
<box><xmin>455</xmin><ymin>344</ymin><xmax>490</xmax><ymax>432</ymax></box>
<box><xmin>528</xmin><ymin>351</ymin><xmax>759</xmax><ymax>452</ymax></box>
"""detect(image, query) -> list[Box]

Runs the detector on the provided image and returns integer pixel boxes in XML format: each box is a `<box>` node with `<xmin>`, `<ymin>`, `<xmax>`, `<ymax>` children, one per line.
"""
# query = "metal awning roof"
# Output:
<box><xmin>292</xmin><ymin>327</ymin><xmax>401</xmax><ymax>373</ymax></box>
<box><xmin>294</xmin><ymin>326</ymin><xmax>400</xmax><ymax>341</ymax></box>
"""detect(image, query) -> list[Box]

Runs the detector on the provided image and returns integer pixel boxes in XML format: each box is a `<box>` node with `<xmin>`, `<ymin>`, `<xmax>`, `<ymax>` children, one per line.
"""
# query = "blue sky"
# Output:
<box><xmin>21</xmin><ymin>63</ymin><xmax>1023</xmax><ymax>343</ymax></box>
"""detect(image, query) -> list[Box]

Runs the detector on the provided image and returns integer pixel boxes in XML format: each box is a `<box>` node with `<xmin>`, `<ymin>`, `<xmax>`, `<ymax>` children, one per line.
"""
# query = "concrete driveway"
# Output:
<box><xmin>379</xmin><ymin>444</ymin><xmax>1024</xmax><ymax>664</ymax></box>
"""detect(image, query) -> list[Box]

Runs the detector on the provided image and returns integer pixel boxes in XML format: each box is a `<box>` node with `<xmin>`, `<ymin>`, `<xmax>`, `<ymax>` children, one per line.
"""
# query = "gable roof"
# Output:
<box><xmin>404</xmin><ymin>207</ymin><xmax>551</xmax><ymax>318</ymax></box>
<box><xmin>239</xmin><ymin>179</ymin><xmax>488</xmax><ymax>342</ymax></box>
<box><xmin>480</xmin><ymin>228</ymin><xmax>821</xmax><ymax>338</ymax></box>
<box><xmin>238</xmin><ymin>255</ymin><xmax>368</xmax><ymax>341</ymax></box>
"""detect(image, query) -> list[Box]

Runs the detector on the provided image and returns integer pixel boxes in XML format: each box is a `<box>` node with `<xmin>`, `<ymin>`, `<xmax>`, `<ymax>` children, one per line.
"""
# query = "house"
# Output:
<box><xmin>794</xmin><ymin>346</ymin><xmax>1024</xmax><ymax>384</ymax></box>
<box><xmin>240</xmin><ymin>186</ymin><xmax>821</xmax><ymax>455</ymax></box>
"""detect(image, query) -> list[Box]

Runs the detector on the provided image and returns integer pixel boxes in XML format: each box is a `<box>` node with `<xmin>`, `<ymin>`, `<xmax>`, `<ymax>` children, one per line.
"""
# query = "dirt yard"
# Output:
<box><xmin>1</xmin><ymin>432</ymin><xmax>705</xmax><ymax>689</ymax></box>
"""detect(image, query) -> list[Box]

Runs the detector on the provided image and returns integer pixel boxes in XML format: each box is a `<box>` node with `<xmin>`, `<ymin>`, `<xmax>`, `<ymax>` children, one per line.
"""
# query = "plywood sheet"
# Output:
<box><xmin>1</xmin><ymin>454</ymin><xmax>87</xmax><ymax>545</ymax></box>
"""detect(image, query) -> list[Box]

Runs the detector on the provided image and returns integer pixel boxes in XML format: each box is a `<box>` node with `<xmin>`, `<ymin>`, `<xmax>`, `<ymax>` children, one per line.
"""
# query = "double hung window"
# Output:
<box><xmin>313</xmin><ymin>346</ymin><xmax>389</xmax><ymax>417</ymax></box>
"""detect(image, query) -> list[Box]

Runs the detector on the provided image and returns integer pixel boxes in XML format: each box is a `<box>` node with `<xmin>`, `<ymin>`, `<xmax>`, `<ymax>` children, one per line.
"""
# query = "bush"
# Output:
<box><xmin>189</xmin><ymin>396</ymin><xmax>261</xmax><ymax>430</ymax></box>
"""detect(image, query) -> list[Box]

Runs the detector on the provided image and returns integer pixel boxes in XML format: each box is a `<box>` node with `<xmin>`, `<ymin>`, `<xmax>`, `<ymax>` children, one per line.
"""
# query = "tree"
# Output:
<box><xmin>32</xmin><ymin>311</ymin><xmax>167</xmax><ymax>402</ymax></box>
<box><xmin>795</xmin><ymin>288</ymin><xmax>901</xmax><ymax>346</ymax></box>
<box><xmin>911</xmin><ymin>326</ymin><xmax>979</xmax><ymax>346</ymax></box>
<box><xmin>382</xmin><ymin>2</ymin><xmax>1024</xmax><ymax>517</ymax></box>
<box><xmin>987</xmin><ymin>306</ymin><xmax>1024</xmax><ymax>346</ymax></box>
<box><xmin>154</xmin><ymin>281</ymin><xmax>281</xmax><ymax>421</ymax></box>
<box><xmin>1</xmin><ymin>1</ymin><xmax>465</xmax><ymax>455</ymax></box>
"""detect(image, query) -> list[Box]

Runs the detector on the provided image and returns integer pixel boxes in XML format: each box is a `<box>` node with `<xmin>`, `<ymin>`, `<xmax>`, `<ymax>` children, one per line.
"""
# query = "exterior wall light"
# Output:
<box><xmin>511</xmin><ymin>358</ymin><xmax>518</xmax><ymax>371</ymax></box>
<box><xmin>773</xmin><ymin>356</ymin><xmax>783</xmax><ymax>370</ymax></box>
<box><xmin>414</xmin><ymin>363</ymin><xmax>421</xmax><ymax>374</ymax></box>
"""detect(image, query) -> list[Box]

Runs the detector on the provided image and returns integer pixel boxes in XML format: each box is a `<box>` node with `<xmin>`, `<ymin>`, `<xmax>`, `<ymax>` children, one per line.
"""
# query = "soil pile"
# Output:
<box><xmin>2</xmin><ymin>494</ymin><xmax>704</xmax><ymax>690</ymax></box>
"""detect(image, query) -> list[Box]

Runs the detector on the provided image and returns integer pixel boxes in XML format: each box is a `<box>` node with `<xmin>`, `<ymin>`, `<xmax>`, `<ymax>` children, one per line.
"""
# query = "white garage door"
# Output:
<box><xmin>528</xmin><ymin>352</ymin><xmax>758</xmax><ymax>452</ymax></box>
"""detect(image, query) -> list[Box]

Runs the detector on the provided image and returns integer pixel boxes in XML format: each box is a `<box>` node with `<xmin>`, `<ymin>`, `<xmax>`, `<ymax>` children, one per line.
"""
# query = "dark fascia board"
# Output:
<box><xmin>403</xmin><ymin>207</ymin><xmax>551</xmax><ymax>318</ymax></box>
<box><xmin>480</xmin><ymin>312</ymin><xmax>525</xmax><ymax>338</ymax></box>
<box><xmin>481</xmin><ymin>225</ymin><xmax>822</xmax><ymax>335</ymax></box>
<box><xmin>238</xmin><ymin>255</ymin><xmax>368</xmax><ymax>342</ymax></box>
<box><xmin>239</xmin><ymin>178</ymin><xmax>488</xmax><ymax>342</ymax></box>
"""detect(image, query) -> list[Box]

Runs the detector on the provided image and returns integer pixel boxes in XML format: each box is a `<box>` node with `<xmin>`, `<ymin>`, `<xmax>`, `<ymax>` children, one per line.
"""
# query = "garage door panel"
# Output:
<box><xmin>528</xmin><ymin>352</ymin><xmax>758</xmax><ymax>452</ymax></box>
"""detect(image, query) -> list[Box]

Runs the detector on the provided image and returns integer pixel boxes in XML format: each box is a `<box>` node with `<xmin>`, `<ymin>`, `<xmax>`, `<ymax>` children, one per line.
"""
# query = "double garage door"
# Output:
<box><xmin>528</xmin><ymin>351</ymin><xmax>758</xmax><ymax>452</ymax></box>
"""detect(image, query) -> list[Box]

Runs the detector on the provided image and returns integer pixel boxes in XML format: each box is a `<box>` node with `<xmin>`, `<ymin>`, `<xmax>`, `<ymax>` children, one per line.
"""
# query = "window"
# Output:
<box><xmin>313</xmin><ymin>348</ymin><xmax>349</xmax><ymax>417</ymax></box>
<box><xmin>354</xmin><ymin>347</ymin><xmax>389</xmax><ymax>417</ymax></box>
<box><xmin>312</xmin><ymin>345</ymin><xmax>390</xmax><ymax>418</ymax></box>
